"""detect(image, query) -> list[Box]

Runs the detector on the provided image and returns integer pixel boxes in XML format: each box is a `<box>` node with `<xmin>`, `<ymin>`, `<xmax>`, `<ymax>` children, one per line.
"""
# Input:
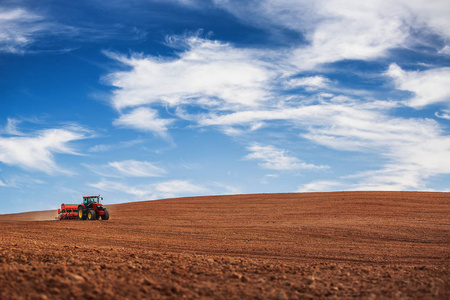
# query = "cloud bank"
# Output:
<box><xmin>99</xmin><ymin>0</ymin><xmax>450</xmax><ymax>191</ymax></box>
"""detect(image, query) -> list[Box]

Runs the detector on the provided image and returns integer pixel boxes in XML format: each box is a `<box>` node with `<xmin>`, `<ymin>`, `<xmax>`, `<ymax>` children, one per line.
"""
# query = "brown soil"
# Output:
<box><xmin>0</xmin><ymin>191</ymin><xmax>448</xmax><ymax>299</ymax></box>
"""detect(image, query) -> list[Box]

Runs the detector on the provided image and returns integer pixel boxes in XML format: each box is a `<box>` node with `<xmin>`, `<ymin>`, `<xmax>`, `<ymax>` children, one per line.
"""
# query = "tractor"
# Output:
<box><xmin>77</xmin><ymin>195</ymin><xmax>110</xmax><ymax>220</ymax></box>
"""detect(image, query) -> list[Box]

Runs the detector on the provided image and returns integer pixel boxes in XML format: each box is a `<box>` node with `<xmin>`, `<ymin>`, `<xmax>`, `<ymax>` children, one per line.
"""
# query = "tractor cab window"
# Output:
<box><xmin>83</xmin><ymin>197</ymin><xmax>99</xmax><ymax>205</ymax></box>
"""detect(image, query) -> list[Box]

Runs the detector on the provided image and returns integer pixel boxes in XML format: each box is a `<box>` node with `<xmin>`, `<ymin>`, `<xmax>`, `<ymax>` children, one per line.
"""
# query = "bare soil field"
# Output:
<box><xmin>0</xmin><ymin>191</ymin><xmax>449</xmax><ymax>299</ymax></box>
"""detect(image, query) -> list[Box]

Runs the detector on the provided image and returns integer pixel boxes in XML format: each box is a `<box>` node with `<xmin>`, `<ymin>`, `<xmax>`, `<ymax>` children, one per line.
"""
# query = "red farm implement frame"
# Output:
<box><xmin>57</xmin><ymin>204</ymin><xmax>79</xmax><ymax>220</ymax></box>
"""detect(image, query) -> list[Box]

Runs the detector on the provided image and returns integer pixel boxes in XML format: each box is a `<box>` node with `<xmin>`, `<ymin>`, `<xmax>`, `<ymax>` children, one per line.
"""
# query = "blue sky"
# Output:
<box><xmin>1</xmin><ymin>0</ymin><xmax>450</xmax><ymax>213</ymax></box>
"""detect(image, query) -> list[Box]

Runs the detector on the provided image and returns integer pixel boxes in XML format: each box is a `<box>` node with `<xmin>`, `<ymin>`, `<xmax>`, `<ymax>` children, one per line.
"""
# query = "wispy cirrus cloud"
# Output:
<box><xmin>0</xmin><ymin>178</ymin><xmax>9</xmax><ymax>187</ymax></box>
<box><xmin>88</xmin><ymin>144</ymin><xmax>112</xmax><ymax>153</ymax></box>
<box><xmin>0</xmin><ymin>174</ymin><xmax>45</xmax><ymax>189</ymax></box>
<box><xmin>84</xmin><ymin>160</ymin><xmax>166</xmax><ymax>178</ymax></box>
<box><xmin>0</xmin><ymin>124</ymin><xmax>89</xmax><ymax>174</ymax></box>
<box><xmin>214</xmin><ymin>0</ymin><xmax>450</xmax><ymax>69</ymax></box>
<box><xmin>0</xmin><ymin>7</ymin><xmax>80</xmax><ymax>54</ymax></box>
<box><xmin>244</xmin><ymin>144</ymin><xmax>328</xmax><ymax>171</ymax></box>
<box><xmin>0</xmin><ymin>118</ymin><xmax>23</xmax><ymax>136</ymax></box>
<box><xmin>88</xmin><ymin>138</ymin><xmax>143</xmax><ymax>153</ymax></box>
<box><xmin>284</xmin><ymin>76</ymin><xmax>331</xmax><ymax>91</ymax></box>
<box><xmin>0</xmin><ymin>5</ymin><xmax>147</xmax><ymax>55</ymax></box>
<box><xmin>90</xmin><ymin>179</ymin><xmax>207</xmax><ymax>200</ymax></box>
<box><xmin>0</xmin><ymin>8</ymin><xmax>46</xmax><ymax>53</ymax></box>
<box><xmin>109</xmin><ymin>160</ymin><xmax>166</xmax><ymax>177</ymax></box>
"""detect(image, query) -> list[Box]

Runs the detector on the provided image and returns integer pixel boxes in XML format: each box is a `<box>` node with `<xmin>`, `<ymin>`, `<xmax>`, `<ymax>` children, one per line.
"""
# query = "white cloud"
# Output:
<box><xmin>439</xmin><ymin>46</ymin><xmax>450</xmax><ymax>55</ymax></box>
<box><xmin>89</xmin><ymin>180</ymin><xmax>146</xmax><ymax>198</ymax></box>
<box><xmin>207</xmin><ymin>181</ymin><xmax>242</xmax><ymax>195</ymax></box>
<box><xmin>0</xmin><ymin>8</ymin><xmax>47</xmax><ymax>53</ymax></box>
<box><xmin>0</xmin><ymin>6</ymin><xmax>138</xmax><ymax>54</ymax></box>
<box><xmin>291</xmin><ymin>1</ymin><xmax>409</xmax><ymax>69</ymax></box>
<box><xmin>88</xmin><ymin>138</ymin><xmax>144</xmax><ymax>153</ymax></box>
<box><xmin>90</xmin><ymin>179</ymin><xmax>207</xmax><ymax>200</ymax></box>
<box><xmin>244</xmin><ymin>144</ymin><xmax>328</xmax><ymax>171</ymax></box>
<box><xmin>84</xmin><ymin>160</ymin><xmax>165</xmax><ymax>178</ymax></box>
<box><xmin>400</xmin><ymin>0</ymin><xmax>450</xmax><ymax>40</ymax></box>
<box><xmin>302</xmin><ymin>107</ymin><xmax>450</xmax><ymax>190</ymax></box>
<box><xmin>151</xmin><ymin>180</ymin><xmax>206</xmax><ymax>197</ymax></box>
<box><xmin>261</xmin><ymin>174</ymin><xmax>279</xmax><ymax>184</ymax></box>
<box><xmin>285</xmin><ymin>76</ymin><xmax>330</xmax><ymax>91</ymax></box>
<box><xmin>113</xmin><ymin>107</ymin><xmax>174</xmax><ymax>138</ymax></box>
<box><xmin>0</xmin><ymin>127</ymin><xmax>87</xmax><ymax>174</ymax></box>
<box><xmin>351</xmin><ymin>167</ymin><xmax>426</xmax><ymax>191</ymax></box>
<box><xmin>386</xmin><ymin>64</ymin><xmax>450</xmax><ymax>108</ymax></box>
<box><xmin>435</xmin><ymin>109</ymin><xmax>450</xmax><ymax>120</ymax></box>
<box><xmin>0</xmin><ymin>118</ymin><xmax>23</xmax><ymax>136</ymax></box>
<box><xmin>0</xmin><ymin>174</ymin><xmax>44</xmax><ymax>189</ymax></box>
<box><xmin>214</xmin><ymin>0</ymin><xmax>406</xmax><ymax>69</ymax></box>
<box><xmin>88</xmin><ymin>144</ymin><xmax>111</xmax><ymax>153</ymax></box>
<box><xmin>214</xmin><ymin>0</ymin><xmax>450</xmax><ymax>69</ymax></box>
<box><xmin>298</xmin><ymin>108</ymin><xmax>450</xmax><ymax>191</ymax></box>
<box><xmin>199</xmin><ymin>102</ymin><xmax>363</xmax><ymax>129</ymax></box>
<box><xmin>297</xmin><ymin>180</ymin><xmax>343</xmax><ymax>193</ymax></box>
<box><xmin>109</xmin><ymin>160</ymin><xmax>166</xmax><ymax>177</ymax></box>
<box><xmin>103</xmin><ymin>37</ymin><xmax>274</xmax><ymax>111</ymax></box>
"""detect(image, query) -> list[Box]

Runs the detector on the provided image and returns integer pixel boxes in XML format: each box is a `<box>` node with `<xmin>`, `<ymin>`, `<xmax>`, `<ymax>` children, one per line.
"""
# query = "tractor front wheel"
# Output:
<box><xmin>88</xmin><ymin>209</ymin><xmax>96</xmax><ymax>220</ymax></box>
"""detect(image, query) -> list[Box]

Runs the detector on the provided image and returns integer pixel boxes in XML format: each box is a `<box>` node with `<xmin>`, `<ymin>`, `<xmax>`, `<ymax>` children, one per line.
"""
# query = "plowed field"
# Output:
<box><xmin>0</xmin><ymin>192</ymin><xmax>449</xmax><ymax>299</ymax></box>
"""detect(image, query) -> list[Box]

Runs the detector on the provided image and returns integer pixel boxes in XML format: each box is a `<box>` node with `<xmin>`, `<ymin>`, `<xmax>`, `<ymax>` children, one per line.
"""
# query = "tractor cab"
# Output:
<box><xmin>83</xmin><ymin>195</ymin><xmax>103</xmax><ymax>207</ymax></box>
<box><xmin>83</xmin><ymin>196</ymin><xmax>100</xmax><ymax>206</ymax></box>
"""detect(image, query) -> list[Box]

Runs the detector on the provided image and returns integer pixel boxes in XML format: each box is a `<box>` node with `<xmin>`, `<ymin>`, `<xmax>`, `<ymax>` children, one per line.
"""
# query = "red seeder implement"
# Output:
<box><xmin>57</xmin><ymin>204</ymin><xmax>79</xmax><ymax>220</ymax></box>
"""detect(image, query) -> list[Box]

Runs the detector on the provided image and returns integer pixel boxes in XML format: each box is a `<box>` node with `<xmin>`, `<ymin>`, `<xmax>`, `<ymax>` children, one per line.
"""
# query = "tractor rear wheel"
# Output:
<box><xmin>78</xmin><ymin>207</ymin><xmax>87</xmax><ymax>220</ymax></box>
<box><xmin>88</xmin><ymin>209</ymin><xmax>96</xmax><ymax>220</ymax></box>
<box><xmin>102</xmin><ymin>208</ymin><xmax>110</xmax><ymax>220</ymax></box>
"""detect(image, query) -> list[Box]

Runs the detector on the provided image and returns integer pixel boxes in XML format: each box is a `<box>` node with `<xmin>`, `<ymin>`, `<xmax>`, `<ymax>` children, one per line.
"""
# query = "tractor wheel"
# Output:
<box><xmin>88</xmin><ymin>210</ymin><xmax>96</xmax><ymax>220</ymax></box>
<box><xmin>78</xmin><ymin>207</ymin><xmax>87</xmax><ymax>220</ymax></box>
<box><xmin>102</xmin><ymin>208</ymin><xmax>110</xmax><ymax>220</ymax></box>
